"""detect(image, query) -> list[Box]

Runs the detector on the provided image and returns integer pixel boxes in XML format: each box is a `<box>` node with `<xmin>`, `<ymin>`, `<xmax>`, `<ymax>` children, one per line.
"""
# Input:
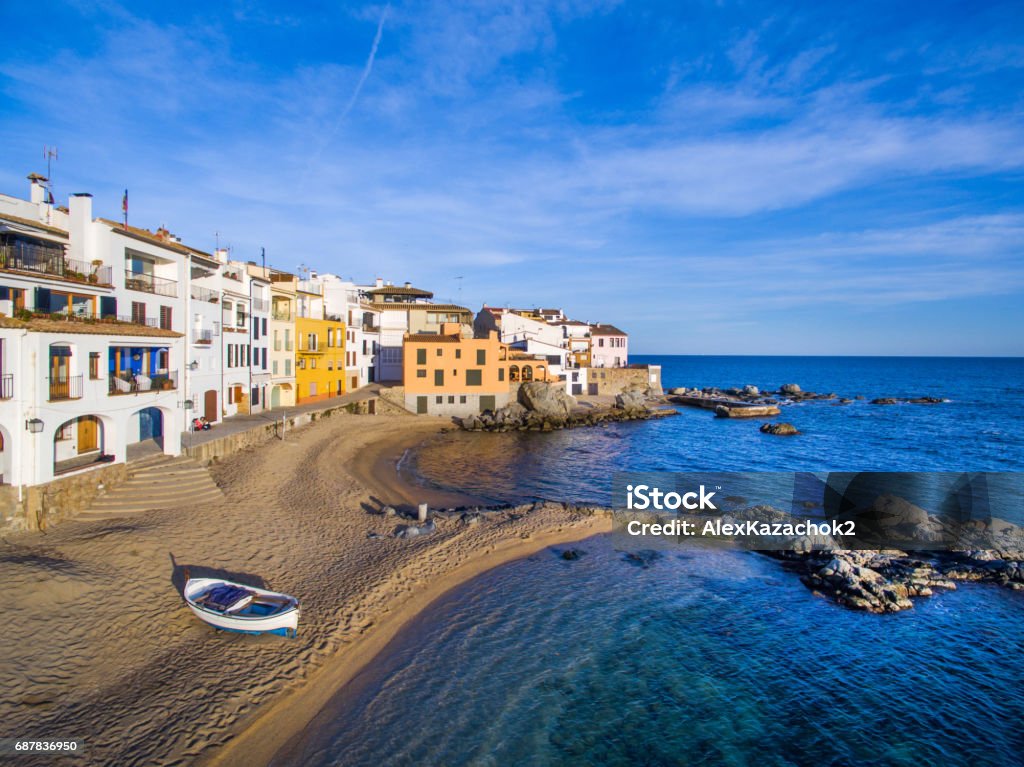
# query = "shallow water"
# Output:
<box><xmin>283</xmin><ymin>536</ymin><xmax>1024</xmax><ymax>766</ymax></box>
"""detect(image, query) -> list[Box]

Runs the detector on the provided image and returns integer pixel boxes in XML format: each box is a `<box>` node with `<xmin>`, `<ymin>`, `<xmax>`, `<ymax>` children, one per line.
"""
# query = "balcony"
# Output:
<box><xmin>125</xmin><ymin>270</ymin><xmax>178</xmax><ymax>297</ymax></box>
<box><xmin>272</xmin><ymin>308</ymin><xmax>292</xmax><ymax>321</ymax></box>
<box><xmin>192</xmin><ymin>329</ymin><xmax>213</xmax><ymax>345</ymax></box>
<box><xmin>1</xmin><ymin>373</ymin><xmax>12</xmax><ymax>399</ymax></box>
<box><xmin>49</xmin><ymin>374</ymin><xmax>83</xmax><ymax>401</ymax></box>
<box><xmin>362</xmin><ymin>323</ymin><xmax>380</xmax><ymax>333</ymax></box>
<box><xmin>1</xmin><ymin>241</ymin><xmax>113</xmax><ymax>286</ymax></box>
<box><xmin>108</xmin><ymin>370</ymin><xmax>178</xmax><ymax>395</ymax></box>
<box><xmin>190</xmin><ymin>285</ymin><xmax>219</xmax><ymax>303</ymax></box>
<box><xmin>252</xmin><ymin>297</ymin><xmax>270</xmax><ymax>313</ymax></box>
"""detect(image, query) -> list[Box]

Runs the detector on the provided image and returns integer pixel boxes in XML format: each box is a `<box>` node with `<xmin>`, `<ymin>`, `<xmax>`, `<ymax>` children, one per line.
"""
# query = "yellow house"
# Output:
<box><xmin>403</xmin><ymin>323</ymin><xmax>551</xmax><ymax>415</ymax></box>
<box><xmin>295</xmin><ymin>284</ymin><xmax>346</xmax><ymax>403</ymax></box>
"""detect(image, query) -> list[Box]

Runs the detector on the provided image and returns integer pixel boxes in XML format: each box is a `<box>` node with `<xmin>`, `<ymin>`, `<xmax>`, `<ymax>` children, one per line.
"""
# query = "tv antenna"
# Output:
<box><xmin>456</xmin><ymin>275</ymin><xmax>463</xmax><ymax>302</ymax></box>
<box><xmin>42</xmin><ymin>146</ymin><xmax>58</xmax><ymax>213</ymax></box>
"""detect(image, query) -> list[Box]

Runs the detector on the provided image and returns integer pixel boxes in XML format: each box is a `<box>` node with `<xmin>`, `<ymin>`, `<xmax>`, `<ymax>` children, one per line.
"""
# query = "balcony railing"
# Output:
<box><xmin>362</xmin><ymin>323</ymin><xmax>380</xmax><ymax>333</ymax></box>
<box><xmin>1</xmin><ymin>241</ymin><xmax>113</xmax><ymax>285</ymax></box>
<box><xmin>190</xmin><ymin>285</ymin><xmax>219</xmax><ymax>303</ymax></box>
<box><xmin>108</xmin><ymin>370</ymin><xmax>178</xmax><ymax>395</ymax></box>
<box><xmin>1</xmin><ymin>373</ymin><xmax>12</xmax><ymax>399</ymax></box>
<box><xmin>192</xmin><ymin>329</ymin><xmax>213</xmax><ymax>345</ymax></box>
<box><xmin>125</xmin><ymin>270</ymin><xmax>178</xmax><ymax>297</ymax></box>
<box><xmin>272</xmin><ymin>308</ymin><xmax>292</xmax><ymax>321</ymax></box>
<box><xmin>49</xmin><ymin>374</ymin><xmax>83</xmax><ymax>401</ymax></box>
<box><xmin>115</xmin><ymin>314</ymin><xmax>159</xmax><ymax>328</ymax></box>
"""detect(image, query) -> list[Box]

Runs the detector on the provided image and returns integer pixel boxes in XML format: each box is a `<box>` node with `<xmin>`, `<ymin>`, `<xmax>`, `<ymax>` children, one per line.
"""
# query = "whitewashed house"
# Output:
<box><xmin>0</xmin><ymin>176</ymin><xmax>188</xmax><ymax>487</ymax></box>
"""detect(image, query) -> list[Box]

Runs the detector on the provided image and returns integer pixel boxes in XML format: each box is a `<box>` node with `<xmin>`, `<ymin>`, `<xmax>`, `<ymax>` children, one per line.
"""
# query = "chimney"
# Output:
<box><xmin>404</xmin><ymin>281</ymin><xmax>411</xmax><ymax>289</ymax></box>
<box><xmin>28</xmin><ymin>173</ymin><xmax>48</xmax><ymax>205</ymax></box>
<box><xmin>214</xmin><ymin>247</ymin><xmax>229</xmax><ymax>264</ymax></box>
<box><xmin>68</xmin><ymin>193</ymin><xmax>93</xmax><ymax>264</ymax></box>
<box><xmin>375</xmin><ymin>277</ymin><xmax>384</xmax><ymax>289</ymax></box>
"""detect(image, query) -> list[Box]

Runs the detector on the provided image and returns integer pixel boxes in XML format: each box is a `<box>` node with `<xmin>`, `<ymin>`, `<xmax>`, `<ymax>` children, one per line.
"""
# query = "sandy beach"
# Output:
<box><xmin>0</xmin><ymin>411</ymin><xmax>609</xmax><ymax>766</ymax></box>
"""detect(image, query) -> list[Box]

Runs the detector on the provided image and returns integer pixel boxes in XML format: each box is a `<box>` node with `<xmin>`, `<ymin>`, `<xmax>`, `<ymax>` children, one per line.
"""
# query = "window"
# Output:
<box><xmin>436</xmin><ymin>395</ymin><xmax>443</xmax><ymax>404</ymax></box>
<box><xmin>251</xmin><ymin>387</ymin><xmax>259</xmax><ymax>406</ymax></box>
<box><xmin>159</xmin><ymin>305</ymin><xmax>172</xmax><ymax>330</ymax></box>
<box><xmin>131</xmin><ymin>301</ymin><xmax>146</xmax><ymax>325</ymax></box>
<box><xmin>436</xmin><ymin>348</ymin><xmax>442</xmax><ymax>356</ymax></box>
<box><xmin>416</xmin><ymin>348</ymin><xmax>426</xmax><ymax>364</ymax></box>
<box><xmin>253</xmin><ymin>321</ymin><xmax>260</xmax><ymax>340</ymax></box>
<box><xmin>448</xmin><ymin>395</ymin><xmax>455</xmax><ymax>404</ymax></box>
<box><xmin>298</xmin><ymin>358</ymin><xmax>306</xmax><ymax>370</ymax></box>
<box><xmin>273</xmin><ymin>360</ymin><xmax>279</xmax><ymax>374</ymax></box>
<box><xmin>466</xmin><ymin>369</ymin><xmax>482</xmax><ymax>386</ymax></box>
<box><xmin>262</xmin><ymin>348</ymin><xmax>268</xmax><ymax>369</ymax></box>
<box><xmin>285</xmin><ymin>359</ymin><xmax>292</xmax><ymax>375</ymax></box>
<box><xmin>499</xmin><ymin>368</ymin><xmax>505</xmax><ymax>382</ymax></box>
<box><xmin>310</xmin><ymin>382</ymin><xmax>317</xmax><ymax>396</ymax></box>
<box><xmin>434</xmin><ymin>370</ymin><xmax>445</xmax><ymax>386</ymax></box>
<box><xmin>89</xmin><ymin>352</ymin><xmax>100</xmax><ymax>380</ymax></box>
<box><xmin>598</xmin><ymin>338</ymin><xmax>605</xmax><ymax>347</ymax></box>
<box><xmin>57</xmin><ymin>423</ymin><xmax>73</xmax><ymax>441</ymax></box>
<box><xmin>455</xmin><ymin>349</ymin><xmax>461</xmax><ymax>359</ymax></box>
<box><xmin>228</xmin><ymin>387</ymin><xmax>234</xmax><ymax>405</ymax></box>
<box><xmin>237</xmin><ymin>306</ymin><xmax>246</xmax><ymax>327</ymax></box>
<box><xmin>477</xmin><ymin>349</ymin><xmax>486</xmax><ymax>365</ymax></box>
<box><xmin>417</xmin><ymin>369</ymin><xmax>426</xmax><ymax>378</ymax></box>
<box><xmin>262</xmin><ymin>318</ymin><xmax>267</xmax><ymax>335</ymax></box>
<box><xmin>328</xmin><ymin>359</ymin><xmax>333</xmax><ymax>370</ymax></box>
<box><xmin>460</xmin><ymin>395</ymin><xmax>467</xmax><ymax>404</ymax></box>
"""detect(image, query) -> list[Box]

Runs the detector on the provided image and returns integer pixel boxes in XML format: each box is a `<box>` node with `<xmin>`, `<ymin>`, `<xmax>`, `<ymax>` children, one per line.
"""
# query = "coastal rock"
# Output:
<box><xmin>518</xmin><ymin>382</ymin><xmax>577</xmax><ymax>418</ymax></box>
<box><xmin>870</xmin><ymin>398</ymin><xmax>899</xmax><ymax>405</ymax></box>
<box><xmin>614</xmin><ymin>390</ymin><xmax>648</xmax><ymax>412</ymax></box>
<box><xmin>760</xmin><ymin>422</ymin><xmax>799</xmax><ymax>436</ymax></box>
<box><xmin>560</xmin><ymin>548</ymin><xmax>584</xmax><ymax>561</ymax></box>
<box><xmin>381</xmin><ymin>505</ymin><xmax>397</xmax><ymax>517</ymax></box>
<box><xmin>780</xmin><ymin>383</ymin><xmax>802</xmax><ymax>395</ymax></box>
<box><xmin>743</xmin><ymin>385</ymin><xmax>760</xmax><ymax>396</ymax></box>
<box><xmin>395</xmin><ymin>519</ymin><xmax>436</xmax><ymax>539</ymax></box>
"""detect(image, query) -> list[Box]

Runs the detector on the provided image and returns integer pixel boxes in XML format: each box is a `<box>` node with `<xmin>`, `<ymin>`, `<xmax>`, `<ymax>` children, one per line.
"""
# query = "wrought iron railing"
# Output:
<box><xmin>192</xmin><ymin>329</ymin><xmax>213</xmax><ymax>344</ymax></box>
<box><xmin>49</xmin><ymin>374</ymin><xmax>83</xmax><ymax>400</ymax></box>
<box><xmin>0</xmin><ymin>373</ymin><xmax>12</xmax><ymax>399</ymax></box>
<box><xmin>108</xmin><ymin>370</ymin><xmax>178</xmax><ymax>395</ymax></box>
<box><xmin>124</xmin><ymin>270</ymin><xmax>178</xmax><ymax>297</ymax></box>
<box><xmin>0</xmin><ymin>241</ymin><xmax>113</xmax><ymax>285</ymax></box>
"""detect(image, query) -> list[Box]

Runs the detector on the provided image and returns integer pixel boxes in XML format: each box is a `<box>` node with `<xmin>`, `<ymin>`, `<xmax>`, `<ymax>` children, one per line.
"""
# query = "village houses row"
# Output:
<box><xmin>0</xmin><ymin>174</ymin><xmax>648</xmax><ymax>490</ymax></box>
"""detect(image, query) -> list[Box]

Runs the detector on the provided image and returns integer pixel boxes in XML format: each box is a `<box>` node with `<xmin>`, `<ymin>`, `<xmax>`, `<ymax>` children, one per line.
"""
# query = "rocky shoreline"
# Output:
<box><xmin>457</xmin><ymin>382</ymin><xmax>675</xmax><ymax>432</ymax></box>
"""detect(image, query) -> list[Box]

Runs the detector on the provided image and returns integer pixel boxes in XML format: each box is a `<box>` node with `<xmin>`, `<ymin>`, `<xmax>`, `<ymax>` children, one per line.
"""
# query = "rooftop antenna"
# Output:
<box><xmin>456</xmin><ymin>275</ymin><xmax>463</xmax><ymax>303</ymax></box>
<box><xmin>215</xmin><ymin>231</ymin><xmax>221</xmax><ymax>251</ymax></box>
<box><xmin>42</xmin><ymin>146</ymin><xmax>58</xmax><ymax>219</ymax></box>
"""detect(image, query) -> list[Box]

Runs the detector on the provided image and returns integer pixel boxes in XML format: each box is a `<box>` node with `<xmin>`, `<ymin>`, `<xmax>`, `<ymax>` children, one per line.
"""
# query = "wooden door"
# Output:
<box><xmin>204</xmin><ymin>390</ymin><xmax>218</xmax><ymax>421</ymax></box>
<box><xmin>77</xmin><ymin>418</ymin><xmax>98</xmax><ymax>453</ymax></box>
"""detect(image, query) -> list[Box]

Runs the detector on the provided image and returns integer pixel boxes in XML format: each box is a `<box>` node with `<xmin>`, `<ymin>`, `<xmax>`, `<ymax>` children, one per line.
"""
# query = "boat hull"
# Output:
<box><xmin>184</xmin><ymin>577</ymin><xmax>300</xmax><ymax>638</ymax></box>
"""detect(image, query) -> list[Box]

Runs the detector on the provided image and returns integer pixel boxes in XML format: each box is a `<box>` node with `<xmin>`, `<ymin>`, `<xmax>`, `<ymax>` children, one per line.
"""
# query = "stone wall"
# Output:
<box><xmin>2</xmin><ymin>461</ymin><xmax>131</xmax><ymax>532</ymax></box>
<box><xmin>586</xmin><ymin>365</ymin><xmax>663</xmax><ymax>396</ymax></box>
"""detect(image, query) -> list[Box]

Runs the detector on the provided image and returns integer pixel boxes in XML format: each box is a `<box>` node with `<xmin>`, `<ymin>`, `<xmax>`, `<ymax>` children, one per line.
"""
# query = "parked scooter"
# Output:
<box><xmin>192</xmin><ymin>416</ymin><xmax>212</xmax><ymax>431</ymax></box>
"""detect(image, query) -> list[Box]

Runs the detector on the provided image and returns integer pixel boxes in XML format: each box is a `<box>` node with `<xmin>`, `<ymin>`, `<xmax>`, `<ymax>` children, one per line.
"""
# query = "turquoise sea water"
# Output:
<box><xmin>284</xmin><ymin>357</ymin><xmax>1024</xmax><ymax>766</ymax></box>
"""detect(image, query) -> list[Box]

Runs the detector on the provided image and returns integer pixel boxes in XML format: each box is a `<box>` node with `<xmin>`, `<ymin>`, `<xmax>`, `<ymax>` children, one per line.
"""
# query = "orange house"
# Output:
<box><xmin>403</xmin><ymin>323</ymin><xmax>550</xmax><ymax>415</ymax></box>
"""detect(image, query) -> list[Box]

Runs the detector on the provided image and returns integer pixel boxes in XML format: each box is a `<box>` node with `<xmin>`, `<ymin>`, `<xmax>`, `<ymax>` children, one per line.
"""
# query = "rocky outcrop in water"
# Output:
<box><xmin>871</xmin><ymin>396</ymin><xmax>947</xmax><ymax>405</ymax></box>
<box><xmin>760</xmin><ymin>422</ymin><xmax>799</xmax><ymax>435</ymax></box>
<box><xmin>714</xmin><ymin>404</ymin><xmax>781</xmax><ymax>418</ymax></box>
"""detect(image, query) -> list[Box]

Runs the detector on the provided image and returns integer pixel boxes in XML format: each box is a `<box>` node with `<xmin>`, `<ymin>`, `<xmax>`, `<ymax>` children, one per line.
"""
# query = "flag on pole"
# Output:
<box><xmin>122</xmin><ymin>189</ymin><xmax>128</xmax><ymax>230</ymax></box>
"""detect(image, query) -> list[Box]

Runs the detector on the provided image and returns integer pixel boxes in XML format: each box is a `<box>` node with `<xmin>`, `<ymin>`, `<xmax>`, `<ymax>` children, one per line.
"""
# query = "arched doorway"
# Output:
<box><xmin>509</xmin><ymin>365</ymin><xmax>520</xmax><ymax>382</ymax></box>
<box><xmin>137</xmin><ymin>407</ymin><xmax>163</xmax><ymax>445</ymax></box>
<box><xmin>53</xmin><ymin>415</ymin><xmax>105</xmax><ymax>475</ymax></box>
<box><xmin>522</xmin><ymin>365</ymin><xmax>533</xmax><ymax>382</ymax></box>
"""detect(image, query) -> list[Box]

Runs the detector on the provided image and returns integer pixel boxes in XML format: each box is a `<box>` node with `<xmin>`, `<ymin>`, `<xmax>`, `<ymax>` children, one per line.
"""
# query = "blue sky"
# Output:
<box><xmin>2</xmin><ymin>0</ymin><xmax>1023</xmax><ymax>355</ymax></box>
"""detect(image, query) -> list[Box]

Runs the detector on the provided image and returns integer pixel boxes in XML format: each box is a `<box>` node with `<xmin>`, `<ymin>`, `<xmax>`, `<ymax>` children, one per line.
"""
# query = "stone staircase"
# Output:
<box><xmin>78</xmin><ymin>454</ymin><xmax>223</xmax><ymax>521</ymax></box>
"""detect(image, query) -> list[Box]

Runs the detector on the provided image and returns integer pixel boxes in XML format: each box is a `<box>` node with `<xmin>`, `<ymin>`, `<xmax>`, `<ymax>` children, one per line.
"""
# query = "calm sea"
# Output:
<box><xmin>284</xmin><ymin>357</ymin><xmax>1024</xmax><ymax>766</ymax></box>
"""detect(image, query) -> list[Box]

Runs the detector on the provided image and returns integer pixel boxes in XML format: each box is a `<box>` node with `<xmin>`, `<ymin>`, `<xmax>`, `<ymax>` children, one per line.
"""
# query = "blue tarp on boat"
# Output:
<box><xmin>203</xmin><ymin>584</ymin><xmax>252</xmax><ymax>612</ymax></box>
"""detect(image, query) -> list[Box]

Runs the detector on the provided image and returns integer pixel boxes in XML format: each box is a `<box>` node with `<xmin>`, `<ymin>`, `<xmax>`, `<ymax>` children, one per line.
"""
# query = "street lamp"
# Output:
<box><xmin>25</xmin><ymin>418</ymin><xmax>44</xmax><ymax>434</ymax></box>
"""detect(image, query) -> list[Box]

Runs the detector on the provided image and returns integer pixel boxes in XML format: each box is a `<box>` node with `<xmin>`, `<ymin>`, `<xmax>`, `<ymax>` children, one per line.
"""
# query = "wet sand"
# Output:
<box><xmin>0</xmin><ymin>411</ymin><xmax>610</xmax><ymax>766</ymax></box>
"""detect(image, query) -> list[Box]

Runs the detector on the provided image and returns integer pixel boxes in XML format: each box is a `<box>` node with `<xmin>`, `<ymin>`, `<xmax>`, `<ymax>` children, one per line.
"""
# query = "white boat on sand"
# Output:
<box><xmin>183</xmin><ymin>569</ymin><xmax>300</xmax><ymax>638</ymax></box>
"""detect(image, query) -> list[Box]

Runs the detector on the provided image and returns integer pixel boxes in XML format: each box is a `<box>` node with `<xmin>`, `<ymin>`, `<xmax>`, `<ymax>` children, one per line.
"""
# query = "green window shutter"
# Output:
<box><xmin>435</xmin><ymin>369</ymin><xmax>444</xmax><ymax>386</ymax></box>
<box><xmin>477</xmin><ymin>349</ymin><xmax>486</xmax><ymax>365</ymax></box>
<box><xmin>416</xmin><ymin>348</ymin><xmax>426</xmax><ymax>364</ymax></box>
<box><xmin>499</xmin><ymin>368</ymin><xmax>505</xmax><ymax>382</ymax></box>
<box><xmin>466</xmin><ymin>369</ymin><xmax>482</xmax><ymax>386</ymax></box>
